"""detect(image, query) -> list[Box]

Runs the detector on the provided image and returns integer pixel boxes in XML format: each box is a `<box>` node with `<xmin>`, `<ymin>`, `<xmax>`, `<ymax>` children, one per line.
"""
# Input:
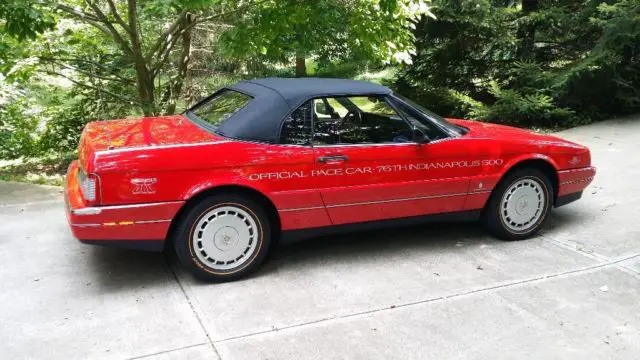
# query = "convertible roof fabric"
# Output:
<box><xmin>216</xmin><ymin>77</ymin><xmax>392</xmax><ymax>143</ymax></box>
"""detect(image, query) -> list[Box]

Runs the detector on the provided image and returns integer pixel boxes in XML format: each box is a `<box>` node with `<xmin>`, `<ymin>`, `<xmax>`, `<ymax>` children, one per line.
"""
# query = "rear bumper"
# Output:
<box><xmin>555</xmin><ymin>166</ymin><xmax>596</xmax><ymax>207</ymax></box>
<box><xmin>64</xmin><ymin>160</ymin><xmax>184</xmax><ymax>251</ymax></box>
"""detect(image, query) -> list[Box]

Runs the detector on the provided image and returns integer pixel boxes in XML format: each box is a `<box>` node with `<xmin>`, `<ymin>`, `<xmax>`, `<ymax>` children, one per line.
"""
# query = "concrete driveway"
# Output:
<box><xmin>1</xmin><ymin>117</ymin><xmax>639</xmax><ymax>360</ymax></box>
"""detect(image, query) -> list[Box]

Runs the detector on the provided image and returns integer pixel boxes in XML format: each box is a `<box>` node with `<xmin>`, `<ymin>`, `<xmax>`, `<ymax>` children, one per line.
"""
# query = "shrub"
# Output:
<box><xmin>486</xmin><ymin>83</ymin><xmax>574</xmax><ymax>127</ymax></box>
<box><xmin>0</xmin><ymin>100</ymin><xmax>39</xmax><ymax>159</ymax></box>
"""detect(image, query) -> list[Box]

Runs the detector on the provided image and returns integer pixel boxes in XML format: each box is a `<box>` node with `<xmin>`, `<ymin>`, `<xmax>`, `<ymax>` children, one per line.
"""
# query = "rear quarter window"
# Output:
<box><xmin>191</xmin><ymin>90</ymin><xmax>252</xmax><ymax>127</ymax></box>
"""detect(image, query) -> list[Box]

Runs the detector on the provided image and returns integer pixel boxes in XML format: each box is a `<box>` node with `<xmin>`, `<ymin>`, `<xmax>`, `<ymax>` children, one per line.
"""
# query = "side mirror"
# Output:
<box><xmin>412</xmin><ymin>126</ymin><xmax>430</xmax><ymax>144</ymax></box>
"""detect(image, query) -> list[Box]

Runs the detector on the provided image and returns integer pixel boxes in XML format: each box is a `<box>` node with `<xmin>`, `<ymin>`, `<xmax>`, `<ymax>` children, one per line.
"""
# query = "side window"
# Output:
<box><xmin>191</xmin><ymin>90</ymin><xmax>252</xmax><ymax>128</ymax></box>
<box><xmin>280</xmin><ymin>101</ymin><xmax>312</xmax><ymax>145</ymax></box>
<box><xmin>312</xmin><ymin>96</ymin><xmax>411</xmax><ymax>145</ymax></box>
<box><xmin>391</xmin><ymin>100</ymin><xmax>448</xmax><ymax>141</ymax></box>
<box><xmin>313</xmin><ymin>98</ymin><xmax>347</xmax><ymax>121</ymax></box>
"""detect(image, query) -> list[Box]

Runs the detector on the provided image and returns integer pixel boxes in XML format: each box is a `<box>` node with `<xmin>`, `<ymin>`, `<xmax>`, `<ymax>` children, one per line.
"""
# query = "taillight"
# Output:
<box><xmin>78</xmin><ymin>168</ymin><xmax>99</xmax><ymax>204</ymax></box>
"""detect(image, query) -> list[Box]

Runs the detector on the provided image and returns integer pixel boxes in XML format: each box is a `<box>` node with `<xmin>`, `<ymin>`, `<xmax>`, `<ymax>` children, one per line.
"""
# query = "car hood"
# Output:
<box><xmin>449</xmin><ymin>119</ymin><xmax>586</xmax><ymax>150</ymax></box>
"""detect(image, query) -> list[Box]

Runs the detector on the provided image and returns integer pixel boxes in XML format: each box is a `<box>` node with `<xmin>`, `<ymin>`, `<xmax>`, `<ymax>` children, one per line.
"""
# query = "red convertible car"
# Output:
<box><xmin>65</xmin><ymin>78</ymin><xmax>595</xmax><ymax>282</ymax></box>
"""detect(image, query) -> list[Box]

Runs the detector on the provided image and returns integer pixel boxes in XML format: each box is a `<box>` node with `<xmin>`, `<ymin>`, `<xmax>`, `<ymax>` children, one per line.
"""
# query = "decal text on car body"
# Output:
<box><xmin>248</xmin><ymin>159</ymin><xmax>504</xmax><ymax>181</ymax></box>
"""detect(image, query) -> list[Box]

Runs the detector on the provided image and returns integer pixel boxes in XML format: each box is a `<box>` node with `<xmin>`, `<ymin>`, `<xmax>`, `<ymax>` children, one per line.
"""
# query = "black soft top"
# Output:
<box><xmin>214</xmin><ymin>77</ymin><xmax>392</xmax><ymax>143</ymax></box>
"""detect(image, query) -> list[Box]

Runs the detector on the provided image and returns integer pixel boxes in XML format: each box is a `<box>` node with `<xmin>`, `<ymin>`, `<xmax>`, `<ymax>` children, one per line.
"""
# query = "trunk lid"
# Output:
<box><xmin>78</xmin><ymin>115</ymin><xmax>220</xmax><ymax>172</ymax></box>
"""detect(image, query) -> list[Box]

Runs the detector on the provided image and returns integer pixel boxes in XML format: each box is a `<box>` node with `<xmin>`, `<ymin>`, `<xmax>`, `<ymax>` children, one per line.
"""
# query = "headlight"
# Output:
<box><xmin>78</xmin><ymin>168</ymin><xmax>97</xmax><ymax>202</ymax></box>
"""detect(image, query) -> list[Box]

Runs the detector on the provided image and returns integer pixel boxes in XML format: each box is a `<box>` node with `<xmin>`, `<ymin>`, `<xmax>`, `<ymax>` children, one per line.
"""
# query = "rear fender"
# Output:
<box><xmin>181</xmin><ymin>178</ymin><xmax>274</xmax><ymax>204</ymax></box>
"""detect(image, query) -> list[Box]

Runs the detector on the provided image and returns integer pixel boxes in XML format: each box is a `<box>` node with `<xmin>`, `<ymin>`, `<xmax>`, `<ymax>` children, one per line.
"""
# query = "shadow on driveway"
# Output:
<box><xmin>263</xmin><ymin>221</ymin><xmax>491</xmax><ymax>274</ymax></box>
<box><xmin>85</xmin><ymin>246</ymin><xmax>173</xmax><ymax>292</ymax></box>
<box><xmin>84</xmin><ymin>211</ymin><xmax>581</xmax><ymax>287</ymax></box>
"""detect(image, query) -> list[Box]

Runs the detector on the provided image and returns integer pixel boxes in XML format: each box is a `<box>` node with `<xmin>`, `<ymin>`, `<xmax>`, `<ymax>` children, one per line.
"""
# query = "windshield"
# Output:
<box><xmin>391</xmin><ymin>93</ymin><xmax>464</xmax><ymax>137</ymax></box>
<box><xmin>186</xmin><ymin>89</ymin><xmax>252</xmax><ymax>130</ymax></box>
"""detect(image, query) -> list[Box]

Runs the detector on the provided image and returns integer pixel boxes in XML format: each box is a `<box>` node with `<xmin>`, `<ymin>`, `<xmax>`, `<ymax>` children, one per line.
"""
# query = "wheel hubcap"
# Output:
<box><xmin>501</xmin><ymin>178</ymin><xmax>546</xmax><ymax>233</ymax></box>
<box><xmin>191</xmin><ymin>205</ymin><xmax>258</xmax><ymax>271</ymax></box>
<box><xmin>214</xmin><ymin>226</ymin><xmax>239</xmax><ymax>251</ymax></box>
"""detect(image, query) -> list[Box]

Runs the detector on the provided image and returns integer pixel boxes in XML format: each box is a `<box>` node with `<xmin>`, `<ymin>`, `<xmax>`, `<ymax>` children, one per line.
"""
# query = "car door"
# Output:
<box><xmin>311</xmin><ymin>95</ymin><xmax>472</xmax><ymax>225</ymax></box>
<box><xmin>270</xmin><ymin>101</ymin><xmax>333</xmax><ymax>230</ymax></box>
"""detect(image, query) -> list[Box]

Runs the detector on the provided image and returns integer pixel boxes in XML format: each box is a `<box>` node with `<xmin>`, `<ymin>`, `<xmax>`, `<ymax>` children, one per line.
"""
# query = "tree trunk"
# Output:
<box><xmin>517</xmin><ymin>0</ymin><xmax>539</xmax><ymax>61</ymax></box>
<box><xmin>162</xmin><ymin>14</ymin><xmax>193</xmax><ymax>115</ymax></box>
<box><xmin>133</xmin><ymin>61</ymin><xmax>155</xmax><ymax>116</ymax></box>
<box><xmin>295</xmin><ymin>51</ymin><xmax>306</xmax><ymax>77</ymax></box>
<box><xmin>126</xmin><ymin>0</ymin><xmax>156</xmax><ymax>115</ymax></box>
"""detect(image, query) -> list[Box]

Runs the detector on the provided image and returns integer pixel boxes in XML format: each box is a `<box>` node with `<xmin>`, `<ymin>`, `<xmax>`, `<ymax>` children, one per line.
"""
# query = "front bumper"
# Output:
<box><xmin>555</xmin><ymin>166</ymin><xmax>596</xmax><ymax>207</ymax></box>
<box><xmin>64</xmin><ymin>161</ymin><xmax>184</xmax><ymax>251</ymax></box>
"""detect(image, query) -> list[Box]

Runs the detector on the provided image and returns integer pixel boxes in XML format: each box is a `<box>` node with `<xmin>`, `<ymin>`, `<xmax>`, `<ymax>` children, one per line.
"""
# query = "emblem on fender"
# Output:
<box><xmin>568</xmin><ymin>156</ymin><xmax>581</xmax><ymax>166</ymax></box>
<box><xmin>131</xmin><ymin>178</ymin><xmax>157</xmax><ymax>194</ymax></box>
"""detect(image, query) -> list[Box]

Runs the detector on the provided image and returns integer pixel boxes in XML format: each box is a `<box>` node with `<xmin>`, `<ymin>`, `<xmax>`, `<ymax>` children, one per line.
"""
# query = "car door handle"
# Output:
<box><xmin>317</xmin><ymin>155</ymin><xmax>349</xmax><ymax>163</ymax></box>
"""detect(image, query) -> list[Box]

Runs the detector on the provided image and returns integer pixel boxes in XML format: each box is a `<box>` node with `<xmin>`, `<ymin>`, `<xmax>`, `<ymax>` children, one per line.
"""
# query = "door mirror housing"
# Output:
<box><xmin>412</xmin><ymin>126</ymin><xmax>430</xmax><ymax>144</ymax></box>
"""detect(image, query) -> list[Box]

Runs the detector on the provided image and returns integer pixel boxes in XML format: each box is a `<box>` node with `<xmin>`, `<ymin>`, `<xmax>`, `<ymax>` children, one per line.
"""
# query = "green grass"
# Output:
<box><xmin>0</xmin><ymin>153</ymin><xmax>76</xmax><ymax>187</ymax></box>
<box><xmin>354</xmin><ymin>68</ymin><xmax>398</xmax><ymax>85</ymax></box>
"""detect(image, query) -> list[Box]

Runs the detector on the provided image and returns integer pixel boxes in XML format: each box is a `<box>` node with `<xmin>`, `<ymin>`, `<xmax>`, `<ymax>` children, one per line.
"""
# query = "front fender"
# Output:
<box><xmin>501</xmin><ymin>153</ymin><xmax>560</xmax><ymax>176</ymax></box>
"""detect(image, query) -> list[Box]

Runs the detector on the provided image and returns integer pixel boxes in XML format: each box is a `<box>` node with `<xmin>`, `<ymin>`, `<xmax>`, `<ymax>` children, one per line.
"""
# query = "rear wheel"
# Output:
<box><xmin>173</xmin><ymin>194</ymin><xmax>271</xmax><ymax>282</ymax></box>
<box><xmin>482</xmin><ymin>168</ymin><xmax>553</xmax><ymax>240</ymax></box>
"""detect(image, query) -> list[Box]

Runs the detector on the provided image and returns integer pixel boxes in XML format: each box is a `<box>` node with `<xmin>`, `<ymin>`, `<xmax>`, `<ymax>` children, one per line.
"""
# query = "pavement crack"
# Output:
<box><xmin>620</xmin><ymin>263</ymin><xmax>640</xmax><ymax>276</ymax></box>
<box><xmin>540</xmin><ymin>234</ymin><xmax>640</xmax><ymax>278</ymax></box>
<box><xmin>539</xmin><ymin>233</ymin><xmax>610</xmax><ymax>262</ymax></box>
<box><xmin>213</xmin><ymin>254</ymin><xmax>640</xmax><ymax>344</ymax></box>
<box><xmin>126</xmin><ymin>342</ymin><xmax>207</xmax><ymax>360</ymax></box>
<box><xmin>168</xmin><ymin>263</ymin><xmax>223</xmax><ymax>360</ymax></box>
<box><xmin>0</xmin><ymin>199</ymin><xmax>63</xmax><ymax>208</ymax></box>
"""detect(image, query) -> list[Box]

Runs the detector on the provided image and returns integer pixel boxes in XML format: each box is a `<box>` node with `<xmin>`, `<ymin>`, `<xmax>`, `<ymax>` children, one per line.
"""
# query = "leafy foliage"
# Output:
<box><xmin>486</xmin><ymin>82</ymin><xmax>574</xmax><ymax>127</ymax></box>
<box><xmin>1</xmin><ymin>0</ymin><xmax>640</xmax><ymax>170</ymax></box>
<box><xmin>0</xmin><ymin>0</ymin><xmax>54</xmax><ymax>40</ymax></box>
<box><xmin>0</xmin><ymin>100</ymin><xmax>39</xmax><ymax>159</ymax></box>
<box><xmin>562</xmin><ymin>0</ymin><xmax>640</xmax><ymax>113</ymax></box>
<box><xmin>0</xmin><ymin>0</ymin><xmax>54</xmax><ymax>76</ymax></box>
<box><xmin>398</xmin><ymin>0</ymin><xmax>640</xmax><ymax>128</ymax></box>
<box><xmin>220</xmin><ymin>0</ymin><xmax>432</xmax><ymax>76</ymax></box>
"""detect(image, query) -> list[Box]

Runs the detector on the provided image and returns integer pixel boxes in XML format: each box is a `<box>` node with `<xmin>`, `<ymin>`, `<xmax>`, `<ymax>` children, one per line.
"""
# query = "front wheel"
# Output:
<box><xmin>482</xmin><ymin>168</ymin><xmax>553</xmax><ymax>240</ymax></box>
<box><xmin>173</xmin><ymin>194</ymin><xmax>271</xmax><ymax>282</ymax></box>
